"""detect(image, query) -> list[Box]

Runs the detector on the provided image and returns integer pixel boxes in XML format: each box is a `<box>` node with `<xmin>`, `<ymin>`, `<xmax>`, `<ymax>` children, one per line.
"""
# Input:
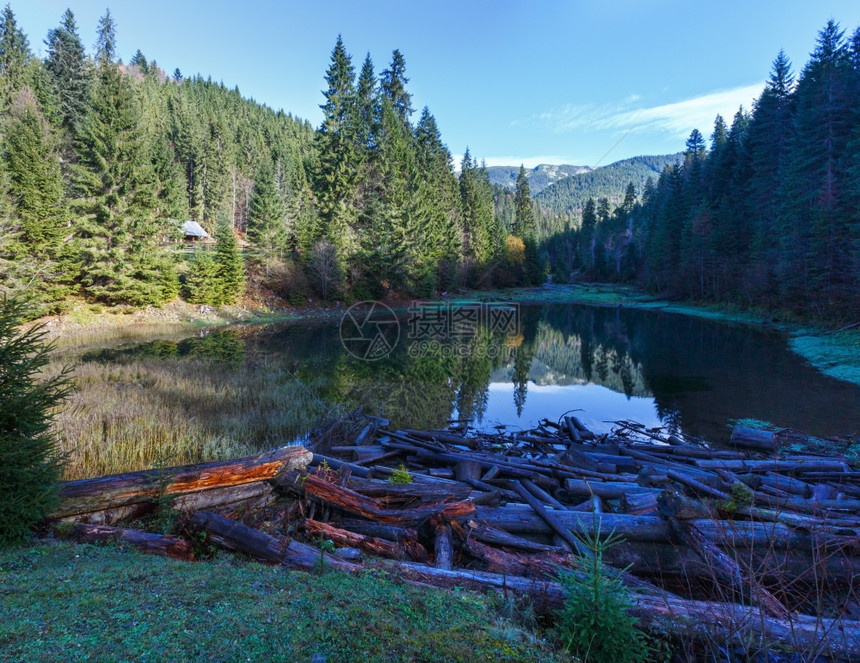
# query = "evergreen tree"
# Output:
<box><xmin>380</xmin><ymin>49</ymin><xmax>413</xmax><ymax>124</ymax></box>
<box><xmin>44</xmin><ymin>9</ymin><xmax>92</xmax><ymax>130</ymax></box>
<box><xmin>0</xmin><ymin>4</ymin><xmax>33</xmax><ymax>111</ymax></box>
<box><xmin>247</xmin><ymin>162</ymin><xmax>286</xmax><ymax>275</ymax></box>
<box><xmin>0</xmin><ymin>297</ymin><xmax>70</xmax><ymax>545</ymax></box>
<box><xmin>315</xmin><ymin>36</ymin><xmax>358</xmax><ymax>258</ymax></box>
<box><xmin>183</xmin><ymin>247</ymin><xmax>220</xmax><ymax>305</ymax></box>
<box><xmin>4</xmin><ymin>90</ymin><xmax>66</xmax><ymax>255</ymax></box>
<box><xmin>513</xmin><ymin>165</ymin><xmax>534</xmax><ymax>238</ymax></box>
<box><xmin>213</xmin><ymin>211</ymin><xmax>245</xmax><ymax>303</ymax></box>
<box><xmin>94</xmin><ymin>9</ymin><xmax>117</xmax><ymax>66</ymax></box>
<box><xmin>72</xmin><ymin>64</ymin><xmax>177</xmax><ymax>305</ymax></box>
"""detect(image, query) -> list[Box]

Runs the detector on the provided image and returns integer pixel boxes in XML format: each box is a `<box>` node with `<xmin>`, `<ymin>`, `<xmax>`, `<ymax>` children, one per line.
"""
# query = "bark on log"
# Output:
<box><xmin>511</xmin><ymin>481</ymin><xmax>593</xmax><ymax>558</ymax></box>
<box><xmin>433</xmin><ymin>518</ymin><xmax>454</xmax><ymax>570</ymax></box>
<box><xmin>730</xmin><ymin>427</ymin><xmax>778</xmax><ymax>452</ymax></box>
<box><xmin>344</xmin><ymin>476</ymin><xmax>471</xmax><ymax>503</ymax></box>
<box><xmin>189</xmin><ymin>510</ymin><xmax>359</xmax><ymax>572</ymax></box>
<box><xmin>393</xmin><ymin>563</ymin><xmax>860</xmax><ymax>660</ymax></box>
<box><xmin>299</xmin><ymin>473</ymin><xmax>475</xmax><ymax>526</ymax></box>
<box><xmin>54</xmin><ymin>523</ymin><xmax>191</xmax><ymax>559</ymax></box>
<box><xmin>52</xmin><ymin>445</ymin><xmax>313</xmax><ymax>521</ymax></box>
<box><xmin>304</xmin><ymin>519</ymin><xmax>411</xmax><ymax>560</ymax></box>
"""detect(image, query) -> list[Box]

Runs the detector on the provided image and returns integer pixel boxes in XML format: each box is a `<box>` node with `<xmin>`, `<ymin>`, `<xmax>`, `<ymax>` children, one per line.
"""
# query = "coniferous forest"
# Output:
<box><xmin>543</xmin><ymin>20</ymin><xmax>860</xmax><ymax>319</ymax></box>
<box><xmin>0</xmin><ymin>5</ymin><xmax>858</xmax><ymax>320</ymax></box>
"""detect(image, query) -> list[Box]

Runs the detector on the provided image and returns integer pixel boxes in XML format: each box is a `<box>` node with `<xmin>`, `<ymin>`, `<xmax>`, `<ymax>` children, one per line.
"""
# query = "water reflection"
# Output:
<box><xmin>82</xmin><ymin>303</ymin><xmax>860</xmax><ymax>444</ymax></box>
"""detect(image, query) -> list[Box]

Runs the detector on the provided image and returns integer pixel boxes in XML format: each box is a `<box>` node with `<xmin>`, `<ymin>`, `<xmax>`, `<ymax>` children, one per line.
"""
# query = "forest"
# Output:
<box><xmin>544</xmin><ymin>20</ymin><xmax>860</xmax><ymax>319</ymax></box>
<box><xmin>0</xmin><ymin>5</ymin><xmax>857</xmax><ymax>320</ymax></box>
<box><xmin>0</xmin><ymin>6</ymin><xmax>546</xmax><ymax>320</ymax></box>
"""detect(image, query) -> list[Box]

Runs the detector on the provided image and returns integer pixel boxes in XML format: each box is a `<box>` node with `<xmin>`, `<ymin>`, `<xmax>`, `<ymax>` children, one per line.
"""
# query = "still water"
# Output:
<box><xmin>84</xmin><ymin>303</ymin><xmax>860</xmax><ymax>445</ymax></box>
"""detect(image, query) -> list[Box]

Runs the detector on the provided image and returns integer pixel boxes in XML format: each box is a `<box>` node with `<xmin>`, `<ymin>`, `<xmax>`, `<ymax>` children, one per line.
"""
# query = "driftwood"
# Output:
<box><xmin>54</xmin><ymin>523</ymin><xmax>191</xmax><ymax>559</ymax></box>
<box><xmin>189</xmin><ymin>510</ymin><xmax>358</xmax><ymax>572</ymax></box>
<box><xmin>304</xmin><ymin>518</ymin><xmax>415</xmax><ymax>561</ymax></box>
<box><xmin>52</xmin><ymin>445</ymin><xmax>313</xmax><ymax>522</ymax></box>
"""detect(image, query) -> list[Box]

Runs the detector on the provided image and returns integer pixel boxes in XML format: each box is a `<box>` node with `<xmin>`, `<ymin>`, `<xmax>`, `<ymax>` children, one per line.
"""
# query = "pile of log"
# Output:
<box><xmin>46</xmin><ymin>415</ymin><xmax>860</xmax><ymax>659</ymax></box>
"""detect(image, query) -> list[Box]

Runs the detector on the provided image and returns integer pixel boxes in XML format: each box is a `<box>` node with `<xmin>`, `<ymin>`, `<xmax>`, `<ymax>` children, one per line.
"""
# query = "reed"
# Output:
<box><xmin>46</xmin><ymin>355</ymin><xmax>331</xmax><ymax>480</ymax></box>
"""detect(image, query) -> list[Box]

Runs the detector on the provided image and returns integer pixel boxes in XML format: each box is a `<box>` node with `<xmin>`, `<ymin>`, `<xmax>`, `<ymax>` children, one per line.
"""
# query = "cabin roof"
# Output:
<box><xmin>180</xmin><ymin>220</ymin><xmax>209</xmax><ymax>238</ymax></box>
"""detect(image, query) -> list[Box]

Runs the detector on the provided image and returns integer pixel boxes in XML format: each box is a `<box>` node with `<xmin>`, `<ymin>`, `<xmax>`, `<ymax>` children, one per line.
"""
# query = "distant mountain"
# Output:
<box><xmin>534</xmin><ymin>153</ymin><xmax>683</xmax><ymax>215</ymax></box>
<box><xmin>486</xmin><ymin>164</ymin><xmax>591</xmax><ymax>195</ymax></box>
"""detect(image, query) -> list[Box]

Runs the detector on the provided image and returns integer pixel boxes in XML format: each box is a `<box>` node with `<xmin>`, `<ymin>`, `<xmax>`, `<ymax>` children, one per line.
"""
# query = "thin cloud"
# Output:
<box><xmin>539</xmin><ymin>83</ymin><xmax>765</xmax><ymax>139</ymax></box>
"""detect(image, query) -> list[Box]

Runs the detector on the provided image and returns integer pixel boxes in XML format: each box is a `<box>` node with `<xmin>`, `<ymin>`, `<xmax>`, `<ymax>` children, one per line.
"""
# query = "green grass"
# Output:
<box><xmin>0</xmin><ymin>542</ymin><xmax>562</xmax><ymax>663</ymax></box>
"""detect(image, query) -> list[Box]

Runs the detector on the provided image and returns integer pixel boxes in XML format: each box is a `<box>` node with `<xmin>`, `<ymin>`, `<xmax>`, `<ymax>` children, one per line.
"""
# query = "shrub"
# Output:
<box><xmin>0</xmin><ymin>297</ymin><xmax>70</xmax><ymax>544</ymax></box>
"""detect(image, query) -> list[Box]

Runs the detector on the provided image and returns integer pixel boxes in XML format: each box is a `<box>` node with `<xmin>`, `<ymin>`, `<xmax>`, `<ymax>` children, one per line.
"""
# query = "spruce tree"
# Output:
<box><xmin>380</xmin><ymin>49</ymin><xmax>413</xmax><ymax>124</ymax></box>
<box><xmin>0</xmin><ymin>297</ymin><xmax>70</xmax><ymax>545</ymax></box>
<box><xmin>183</xmin><ymin>248</ymin><xmax>220</xmax><ymax>305</ymax></box>
<box><xmin>44</xmin><ymin>9</ymin><xmax>92</xmax><ymax>130</ymax></box>
<box><xmin>513</xmin><ymin>165</ymin><xmax>534</xmax><ymax>238</ymax></box>
<box><xmin>213</xmin><ymin>211</ymin><xmax>245</xmax><ymax>303</ymax></box>
<box><xmin>73</xmin><ymin>63</ymin><xmax>177</xmax><ymax>305</ymax></box>
<box><xmin>0</xmin><ymin>4</ymin><xmax>33</xmax><ymax>111</ymax></box>
<box><xmin>247</xmin><ymin>162</ymin><xmax>286</xmax><ymax>275</ymax></box>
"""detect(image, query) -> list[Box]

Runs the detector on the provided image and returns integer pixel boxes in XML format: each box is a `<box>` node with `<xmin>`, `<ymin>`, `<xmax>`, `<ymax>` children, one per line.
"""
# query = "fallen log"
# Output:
<box><xmin>730</xmin><ymin>426</ymin><xmax>778</xmax><ymax>452</ymax></box>
<box><xmin>433</xmin><ymin>518</ymin><xmax>454</xmax><ymax>570</ymax></box>
<box><xmin>52</xmin><ymin>445</ymin><xmax>313</xmax><ymax>522</ymax></box>
<box><xmin>392</xmin><ymin>563</ymin><xmax>860</xmax><ymax>660</ymax></box>
<box><xmin>304</xmin><ymin>519</ymin><xmax>412</xmax><ymax>561</ymax></box>
<box><xmin>511</xmin><ymin>481</ymin><xmax>592</xmax><ymax>558</ymax></box>
<box><xmin>189</xmin><ymin>510</ymin><xmax>358</xmax><ymax>572</ymax></box>
<box><xmin>344</xmin><ymin>476</ymin><xmax>471</xmax><ymax>503</ymax></box>
<box><xmin>53</xmin><ymin>523</ymin><xmax>191</xmax><ymax>559</ymax></box>
<box><xmin>285</xmin><ymin>472</ymin><xmax>475</xmax><ymax>526</ymax></box>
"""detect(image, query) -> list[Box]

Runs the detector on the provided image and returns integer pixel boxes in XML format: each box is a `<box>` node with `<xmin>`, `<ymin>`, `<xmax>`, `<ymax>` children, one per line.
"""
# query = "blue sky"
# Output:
<box><xmin>16</xmin><ymin>1</ymin><xmax>860</xmax><ymax>167</ymax></box>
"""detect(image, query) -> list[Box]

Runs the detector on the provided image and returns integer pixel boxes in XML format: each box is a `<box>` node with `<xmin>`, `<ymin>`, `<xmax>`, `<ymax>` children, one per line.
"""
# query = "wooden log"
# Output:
<box><xmin>54</xmin><ymin>523</ymin><xmax>191</xmax><ymax>559</ymax></box>
<box><xmin>344</xmin><ymin>476</ymin><xmax>472</xmax><ymax>503</ymax></box>
<box><xmin>730</xmin><ymin>426</ymin><xmax>778</xmax><ymax>451</ymax></box>
<box><xmin>464</xmin><ymin>537</ymin><xmax>574</xmax><ymax>579</ymax></box>
<box><xmin>310</xmin><ymin>453</ymin><xmax>373</xmax><ymax>478</ymax></box>
<box><xmin>170</xmin><ymin>481</ymin><xmax>275</xmax><ymax>514</ymax></box>
<box><xmin>454</xmin><ymin>460</ymin><xmax>483</xmax><ymax>483</ymax></box>
<box><xmin>300</xmin><ymin>473</ymin><xmax>475</xmax><ymax>526</ymax></box>
<box><xmin>52</xmin><ymin>445</ymin><xmax>313</xmax><ymax>521</ymax></box>
<box><xmin>393</xmin><ymin>563</ymin><xmax>860</xmax><ymax>660</ymax></box>
<box><xmin>189</xmin><ymin>510</ymin><xmax>359</xmax><ymax>572</ymax></box>
<box><xmin>463</xmin><ymin>520</ymin><xmax>561</xmax><ymax>553</ymax></box>
<box><xmin>667</xmin><ymin>470</ymin><xmax>730</xmax><ymax>500</ymax></box>
<box><xmin>304</xmin><ymin>519</ymin><xmax>410</xmax><ymax>560</ymax></box>
<box><xmin>621</xmin><ymin>491</ymin><xmax>658</xmax><ymax>515</ymax></box>
<box><xmin>511</xmin><ymin>481</ymin><xmax>592</xmax><ymax>558</ymax></box>
<box><xmin>669</xmin><ymin>518</ymin><xmax>788</xmax><ymax>619</ymax></box>
<box><xmin>563</xmin><ymin>416</ymin><xmax>582</xmax><ymax>443</ymax></box>
<box><xmin>521</xmin><ymin>478</ymin><xmax>567</xmax><ymax>509</ymax></box>
<box><xmin>564</xmin><ymin>478</ymin><xmax>659</xmax><ymax>501</ymax></box>
<box><xmin>433</xmin><ymin>518</ymin><xmax>454</xmax><ymax>570</ymax></box>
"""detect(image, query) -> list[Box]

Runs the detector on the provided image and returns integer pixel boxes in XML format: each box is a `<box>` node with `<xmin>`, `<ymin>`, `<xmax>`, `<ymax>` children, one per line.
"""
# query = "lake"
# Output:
<box><xmin>78</xmin><ymin>301</ymin><xmax>860</xmax><ymax>449</ymax></box>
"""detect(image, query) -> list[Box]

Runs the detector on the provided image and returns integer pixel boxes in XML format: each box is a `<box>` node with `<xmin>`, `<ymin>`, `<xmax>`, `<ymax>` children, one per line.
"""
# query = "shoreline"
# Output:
<box><xmin>36</xmin><ymin>284</ymin><xmax>860</xmax><ymax>387</ymax></box>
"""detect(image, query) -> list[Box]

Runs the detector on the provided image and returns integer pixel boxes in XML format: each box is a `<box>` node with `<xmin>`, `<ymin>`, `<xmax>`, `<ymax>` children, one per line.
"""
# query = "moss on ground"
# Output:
<box><xmin>0</xmin><ymin>541</ymin><xmax>562</xmax><ymax>663</ymax></box>
<box><xmin>789</xmin><ymin>329</ymin><xmax>860</xmax><ymax>387</ymax></box>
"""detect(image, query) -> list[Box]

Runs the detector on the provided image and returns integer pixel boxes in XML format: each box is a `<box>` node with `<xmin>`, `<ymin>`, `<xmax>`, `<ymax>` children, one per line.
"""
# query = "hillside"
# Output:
<box><xmin>486</xmin><ymin>163</ymin><xmax>591</xmax><ymax>194</ymax></box>
<box><xmin>535</xmin><ymin>153</ymin><xmax>682</xmax><ymax>215</ymax></box>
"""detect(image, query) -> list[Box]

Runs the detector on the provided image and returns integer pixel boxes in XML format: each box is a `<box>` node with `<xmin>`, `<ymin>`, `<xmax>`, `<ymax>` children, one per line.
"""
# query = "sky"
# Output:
<box><xmin>15</xmin><ymin>0</ymin><xmax>860</xmax><ymax>168</ymax></box>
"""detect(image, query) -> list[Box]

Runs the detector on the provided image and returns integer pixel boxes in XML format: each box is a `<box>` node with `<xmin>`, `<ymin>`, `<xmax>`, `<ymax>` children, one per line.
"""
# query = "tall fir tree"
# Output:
<box><xmin>213</xmin><ymin>211</ymin><xmax>245</xmax><ymax>303</ymax></box>
<box><xmin>247</xmin><ymin>162</ymin><xmax>287</xmax><ymax>275</ymax></box>
<box><xmin>43</xmin><ymin>9</ymin><xmax>92</xmax><ymax>130</ymax></box>
<box><xmin>0</xmin><ymin>4</ymin><xmax>33</xmax><ymax>111</ymax></box>
<box><xmin>72</xmin><ymin>63</ymin><xmax>177</xmax><ymax>305</ymax></box>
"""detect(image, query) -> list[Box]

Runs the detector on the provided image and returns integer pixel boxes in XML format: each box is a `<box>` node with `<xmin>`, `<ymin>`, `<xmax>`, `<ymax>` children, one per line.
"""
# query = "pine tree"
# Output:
<box><xmin>513</xmin><ymin>165</ymin><xmax>534</xmax><ymax>238</ymax></box>
<box><xmin>94</xmin><ymin>9</ymin><xmax>117</xmax><ymax>66</ymax></box>
<box><xmin>44</xmin><ymin>9</ymin><xmax>92</xmax><ymax>130</ymax></box>
<box><xmin>213</xmin><ymin>211</ymin><xmax>245</xmax><ymax>303</ymax></box>
<box><xmin>0</xmin><ymin>4</ymin><xmax>33</xmax><ymax>111</ymax></box>
<box><xmin>0</xmin><ymin>297</ymin><xmax>70</xmax><ymax>545</ymax></box>
<box><xmin>72</xmin><ymin>64</ymin><xmax>177</xmax><ymax>305</ymax></box>
<box><xmin>183</xmin><ymin>247</ymin><xmax>220</xmax><ymax>305</ymax></box>
<box><xmin>380</xmin><ymin>49</ymin><xmax>413</xmax><ymax>124</ymax></box>
<box><xmin>247</xmin><ymin>162</ymin><xmax>286</xmax><ymax>275</ymax></box>
<box><xmin>4</xmin><ymin>91</ymin><xmax>66</xmax><ymax>255</ymax></box>
<box><xmin>315</xmin><ymin>36</ymin><xmax>358</xmax><ymax>258</ymax></box>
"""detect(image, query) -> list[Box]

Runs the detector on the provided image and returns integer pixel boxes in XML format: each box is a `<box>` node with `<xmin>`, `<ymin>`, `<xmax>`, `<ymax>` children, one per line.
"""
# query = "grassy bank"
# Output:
<box><xmin>48</xmin><ymin>355</ymin><xmax>332</xmax><ymax>480</ymax></box>
<box><xmin>0</xmin><ymin>542</ymin><xmax>561</xmax><ymax>663</ymax></box>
